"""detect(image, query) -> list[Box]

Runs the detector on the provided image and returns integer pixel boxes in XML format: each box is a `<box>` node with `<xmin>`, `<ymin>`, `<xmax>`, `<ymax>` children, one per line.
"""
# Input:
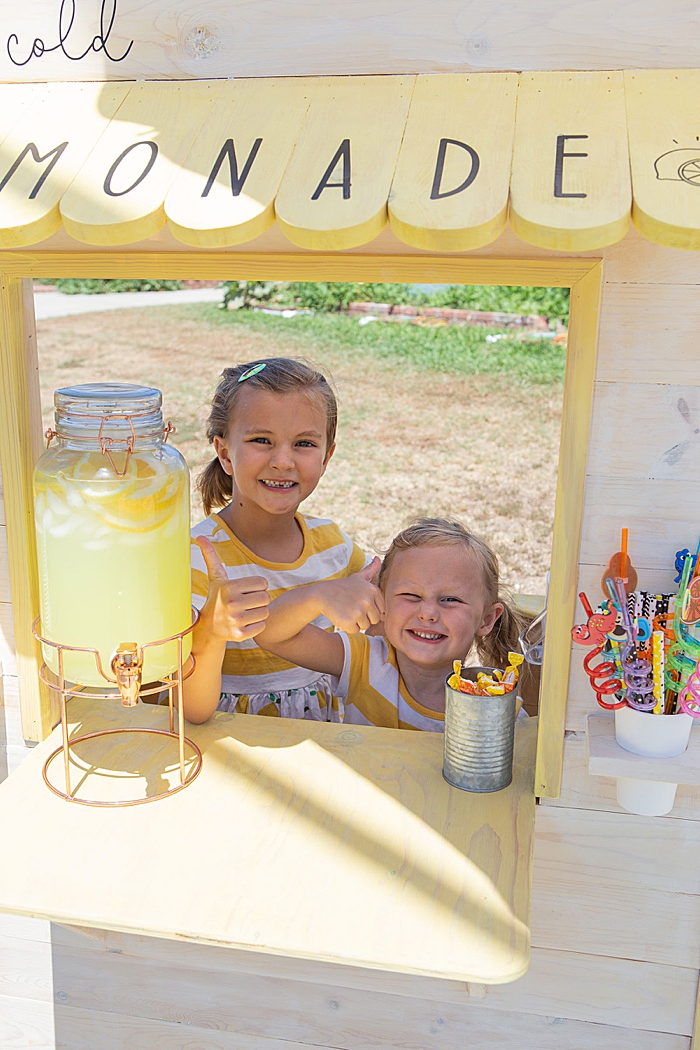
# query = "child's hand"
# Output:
<box><xmin>320</xmin><ymin>557</ymin><xmax>385</xmax><ymax>634</ymax></box>
<box><xmin>195</xmin><ymin>537</ymin><xmax>270</xmax><ymax>642</ymax></box>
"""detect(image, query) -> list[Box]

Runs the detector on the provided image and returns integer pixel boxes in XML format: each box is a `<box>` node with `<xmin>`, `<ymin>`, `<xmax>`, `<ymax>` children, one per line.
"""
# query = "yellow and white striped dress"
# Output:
<box><xmin>191</xmin><ymin>512</ymin><xmax>367</xmax><ymax>720</ymax></box>
<box><xmin>333</xmin><ymin>633</ymin><xmax>445</xmax><ymax>731</ymax></box>
<box><xmin>334</xmin><ymin>634</ymin><xmax>526</xmax><ymax>730</ymax></box>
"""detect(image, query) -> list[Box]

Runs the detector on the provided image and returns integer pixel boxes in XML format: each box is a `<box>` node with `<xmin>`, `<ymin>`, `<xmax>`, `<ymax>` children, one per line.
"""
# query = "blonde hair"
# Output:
<box><xmin>378</xmin><ymin>518</ymin><xmax>528</xmax><ymax>668</ymax></box>
<box><xmin>197</xmin><ymin>357</ymin><xmax>338</xmax><ymax>516</ymax></box>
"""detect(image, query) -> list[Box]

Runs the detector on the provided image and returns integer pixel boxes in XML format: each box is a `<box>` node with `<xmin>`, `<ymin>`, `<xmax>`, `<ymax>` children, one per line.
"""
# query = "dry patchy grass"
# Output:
<box><xmin>36</xmin><ymin>304</ymin><xmax>562</xmax><ymax>594</ymax></box>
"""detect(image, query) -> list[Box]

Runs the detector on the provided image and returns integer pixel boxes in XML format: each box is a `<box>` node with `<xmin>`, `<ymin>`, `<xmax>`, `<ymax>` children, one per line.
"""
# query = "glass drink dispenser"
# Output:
<box><xmin>34</xmin><ymin>383</ymin><xmax>192</xmax><ymax>686</ymax></box>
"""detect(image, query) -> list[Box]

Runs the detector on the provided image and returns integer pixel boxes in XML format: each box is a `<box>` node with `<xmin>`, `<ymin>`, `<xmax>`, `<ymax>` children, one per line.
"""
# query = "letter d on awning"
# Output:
<box><xmin>389</xmin><ymin>74</ymin><xmax>517</xmax><ymax>252</ymax></box>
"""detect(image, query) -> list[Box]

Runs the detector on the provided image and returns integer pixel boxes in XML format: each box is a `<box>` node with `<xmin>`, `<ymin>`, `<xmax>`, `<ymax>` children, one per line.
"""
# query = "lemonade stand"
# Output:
<box><xmin>1</xmin><ymin>1</ymin><xmax>700</xmax><ymax>1048</ymax></box>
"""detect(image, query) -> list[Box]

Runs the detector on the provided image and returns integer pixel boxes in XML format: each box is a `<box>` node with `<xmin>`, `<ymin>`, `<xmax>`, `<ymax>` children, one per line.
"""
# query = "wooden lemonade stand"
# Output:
<box><xmin>2</xmin><ymin>2</ymin><xmax>700</xmax><ymax>1047</ymax></box>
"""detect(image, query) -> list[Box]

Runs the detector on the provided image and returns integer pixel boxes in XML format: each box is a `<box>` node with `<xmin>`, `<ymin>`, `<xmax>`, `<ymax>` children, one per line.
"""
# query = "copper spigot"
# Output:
<box><xmin>111</xmin><ymin>643</ymin><xmax>143</xmax><ymax>707</ymax></box>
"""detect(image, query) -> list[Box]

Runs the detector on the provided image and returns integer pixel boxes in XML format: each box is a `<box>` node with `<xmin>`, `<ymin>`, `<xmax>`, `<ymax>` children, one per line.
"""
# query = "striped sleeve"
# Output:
<box><xmin>348</xmin><ymin>539</ymin><xmax>370</xmax><ymax>575</ymax></box>
<box><xmin>338</xmin><ymin>634</ymin><xmax>401</xmax><ymax>730</ymax></box>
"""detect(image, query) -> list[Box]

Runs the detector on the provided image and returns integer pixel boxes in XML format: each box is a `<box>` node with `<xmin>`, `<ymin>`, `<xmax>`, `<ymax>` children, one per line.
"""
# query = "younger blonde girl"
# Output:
<box><xmin>255</xmin><ymin>518</ymin><xmax>528</xmax><ymax>730</ymax></box>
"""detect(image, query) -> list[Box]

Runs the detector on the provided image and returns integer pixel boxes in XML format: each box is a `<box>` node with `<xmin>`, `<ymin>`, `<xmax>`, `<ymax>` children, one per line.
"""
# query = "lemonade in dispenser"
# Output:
<box><xmin>34</xmin><ymin>384</ymin><xmax>192</xmax><ymax>686</ymax></box>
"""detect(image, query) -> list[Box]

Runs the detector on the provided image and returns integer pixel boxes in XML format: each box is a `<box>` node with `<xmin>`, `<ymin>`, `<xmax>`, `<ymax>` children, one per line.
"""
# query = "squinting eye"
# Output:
<box><xmin>250</xmin><ymin>437</ymin><xmax>271</xmax><ymax>444</ymax></box>
<box><xmin>296</xmin><ymin>440</ymin><xmax>317</xmax><ymax>448</ymax></box>
<box><xmin>442</xmin><ymin>596</ymin><xmax>462</xmax><ymax>603</ymax></box>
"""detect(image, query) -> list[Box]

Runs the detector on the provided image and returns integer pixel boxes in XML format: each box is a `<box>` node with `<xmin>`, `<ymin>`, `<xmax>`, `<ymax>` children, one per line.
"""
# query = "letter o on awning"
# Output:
<box><xmin>0</xmin><ymin>71</ymin><xmax>697</xmax><ymax>253</ymax></box>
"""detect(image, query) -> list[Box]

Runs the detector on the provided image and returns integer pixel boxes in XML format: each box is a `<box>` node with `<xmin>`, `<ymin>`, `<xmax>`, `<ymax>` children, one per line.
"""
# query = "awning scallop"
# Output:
<box><xmin>0</xmin><ymin>71</ymin><xmax>698</xmax><ymax>252</ymax></box>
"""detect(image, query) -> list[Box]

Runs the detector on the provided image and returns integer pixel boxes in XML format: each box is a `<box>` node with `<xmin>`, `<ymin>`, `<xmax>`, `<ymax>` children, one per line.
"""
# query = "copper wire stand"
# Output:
<box><xmin>32</xmin><ymin>612</ymin><xmax>202</xmax><ymax>807</ymax></box>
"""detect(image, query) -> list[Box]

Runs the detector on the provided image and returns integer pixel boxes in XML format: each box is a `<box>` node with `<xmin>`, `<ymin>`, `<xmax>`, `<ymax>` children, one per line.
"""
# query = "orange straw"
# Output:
<box><xmin>620</xmin><ymin>528</ymin><xmax>628</xmax><ymax>583</ymax></box>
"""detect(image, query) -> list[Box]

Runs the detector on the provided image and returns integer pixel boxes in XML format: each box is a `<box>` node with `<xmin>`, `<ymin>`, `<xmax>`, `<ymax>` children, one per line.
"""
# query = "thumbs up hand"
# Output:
<box><xmin>314</xmin><ymin>556</ymin><xmax>385</xmax><ymax>634</ymax></box>
<box><xmin>195</xmin><ymin>536</ymin><xmax>270</xmax><ymax>642</ymax></box>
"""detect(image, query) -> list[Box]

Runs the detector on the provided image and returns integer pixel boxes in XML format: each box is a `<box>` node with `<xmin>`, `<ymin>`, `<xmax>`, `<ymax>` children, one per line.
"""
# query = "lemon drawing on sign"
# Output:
<box><xmin>654</xmin><ymin>148</ymin><xmax>700</xmax><ymax>185</ymax></box>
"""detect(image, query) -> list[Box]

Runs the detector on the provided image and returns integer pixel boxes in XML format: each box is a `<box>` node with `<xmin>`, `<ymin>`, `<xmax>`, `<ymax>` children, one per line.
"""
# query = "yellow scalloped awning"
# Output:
<box><xmin>0</xmin><ymin>70</ymin><xmax>699</xmax><ymax>253</ymax></box>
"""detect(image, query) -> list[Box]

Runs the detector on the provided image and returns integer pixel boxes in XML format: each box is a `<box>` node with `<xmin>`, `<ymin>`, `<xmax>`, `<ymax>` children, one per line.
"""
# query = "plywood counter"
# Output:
<box><xmin>0</xmin><ymin>699</ymin><xmax>536</xmax><ymax>985</ymax></box>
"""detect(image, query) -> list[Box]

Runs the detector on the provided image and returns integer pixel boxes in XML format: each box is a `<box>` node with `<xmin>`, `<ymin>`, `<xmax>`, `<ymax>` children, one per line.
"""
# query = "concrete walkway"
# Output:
<box><xmin>34</xmin><ymin>286</ymin><xmax>225</xmax><ymax>321</ymax></box>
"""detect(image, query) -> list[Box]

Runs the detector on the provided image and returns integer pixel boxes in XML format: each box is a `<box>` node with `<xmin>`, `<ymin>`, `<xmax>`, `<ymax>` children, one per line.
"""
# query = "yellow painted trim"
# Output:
<box><xmin>0</xmin><ymin>275</ymin><xmax>52</xmax><ymax>742</ymax></box>
<box><xmin>389</xmin><ymin>205</ymin><xmax>508</xmax><ymax>253</ymax></box>
<box><xmin>387</xmin><ymin>73</ymin><xmax>517</xmax><ymax>254</ymax></box>
<box><xmin>0</xmin><ymin>250</ymin><xmax>600</xmax><ymax>772</ymax></box>
<box><xmin>0</xmin><ymin>82</ymin><xmax>133</xmax><ymax>252</ymax></box>
<box><xmin>0</xmin><ymin>251</ymin><xmax>592</xmax><ymax>286</ymax></box>
<box><xmin>0</xmin><ymin>210</ymin><xmax>64</xmax><ymax>251</ymax></box>
<box><xmin>167</xmin><ymin>205</ymin><xmax>276</xmax><ymax>249</ymax></box>
<box><xmin>511</xmin><ymin>72</ymin><xmax>631</xmax><ymax>256</ymax></box>
<box><xmin>625</xmin><ymin>71</ymin><xmax>700</xmax><ymax>256</ymax></box>
<box><xmin>62</xmin><ymin>210</ymin><xmax>167</xmax><ymax>248</ymax></box>
<box><xmin>631</xmin><ymin>202</ymin><xmax>700</xmax><ymax>252</ymax></box>
<box><xmin>510</xmin><ymin>210</ymin><xmax>631</xmax><ymax>253</ymax></box>
<box><xmin>275</xmin><ymin>213</ymin><xmax>389</xmax><ymax>252</ymax></box>
<box><xmin>535</xmin><ymin>261</ymin><xmax>603</xmax><ymax>798</ymax></box>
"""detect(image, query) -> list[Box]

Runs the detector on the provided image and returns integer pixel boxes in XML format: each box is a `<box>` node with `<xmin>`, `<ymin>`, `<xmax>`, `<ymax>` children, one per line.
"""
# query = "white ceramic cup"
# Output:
<box><xmin>614</xmin><ymin>706</ymin><xmax>693</xmax><ymax>816</ymax></box>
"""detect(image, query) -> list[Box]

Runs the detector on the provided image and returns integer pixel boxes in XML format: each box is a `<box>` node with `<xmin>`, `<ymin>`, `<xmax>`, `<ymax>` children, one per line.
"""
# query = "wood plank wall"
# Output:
<box><xmin>0</xmin><ymin>911</ymin><xmax>694</xmax><ymax>1049</ymax></box>
<box><xmin>1</xmin><ymin>228</ymin><xmax>700</xmax><ymax>1047</ymax></box>
<box><xmin>1</xmin><ymin>1</ymin><xmax>699</xmax><ymax>82</ymax></box>
<box><xmin>534</xmin><ymin>227</ymin><xmax>700</xmax><ymax>1047</ymax></box>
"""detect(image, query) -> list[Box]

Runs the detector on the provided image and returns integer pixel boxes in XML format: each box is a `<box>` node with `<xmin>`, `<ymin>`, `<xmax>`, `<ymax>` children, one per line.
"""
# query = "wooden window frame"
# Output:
<box><xmin>0</xmin><ymin>251</ymin><xmax>602</xmax><ymax>797</ymax></box>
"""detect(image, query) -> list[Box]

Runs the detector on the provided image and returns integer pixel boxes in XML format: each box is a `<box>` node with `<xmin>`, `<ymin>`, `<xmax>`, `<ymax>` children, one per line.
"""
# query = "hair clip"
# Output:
<box><xmin>238</xmin><ymin>363</ymin><xmax>267</xmax><ymax>383</ymax></box>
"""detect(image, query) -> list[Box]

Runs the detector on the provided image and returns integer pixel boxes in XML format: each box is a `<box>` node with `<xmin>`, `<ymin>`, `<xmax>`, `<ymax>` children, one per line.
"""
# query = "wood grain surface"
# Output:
<box><xmin>0</xmin><ymin>1</ymin><xmax>699</xmax><ymax>82</ymax></box>
<box><xmin>388</xmin><ymin>73</ymin><xmax>517</xmax><ymax>251</ymax></box>
<box><xmin>531</xmin><ymin>805</ymin><xmax>700</xmax><ymax>967</ymax></box>
<box><xmin>542</xmin><ymin>732</ymin><xmax>700</xmax><ymax>820</ymax></box>
<box><xmin>587</xmin><ymin>715</ymin><xmax>700</xmax><ymax>786</ymax></box>
<box><xmin>0</xmin><ymin>276</ymin><xmax>49</xmax><ymax>741</ymax></box>
<box><xmin>0</xmin><ymin>993</ymin><xmax>689</xmax><ymax>1050</ymax></box>
<box><xmin>60</xmin><ymin>82</ymin><xmax>219</xmax><ymax>245</ymax></box>
<box><xmin>534</xmin><ymin>262</ymin><xmax>601</xmax><ymax>797</ymax></box>
<box><xmin>166</xmin><ymin>79</ymin><xmax>311</xmax><ymax>248</ymax></box>
<box><xmin>627</xmin><ymin>71</ymin><xmax>700</xmax><ymax>251</ymax></box>
<box><xmin>0</xmin><ymin>699</ymin><xmax>537</xmax><ymax>983</ymax></box>
<box><xmin>0</xmin><ymin>74</ymin><xmax>692</xmax><ymax>250</ymax></box>
<box><xmin>0</xmin><ymin>83</ymin><xmax>130</xmax><ymax>248</ymax></box>
<box><xmin>510</xmin><ymin>72</ymin><xmax>630</xmax><ymax>251</ymax></box>
<box><xmin>275</xmin><ymin>77</ymin><xmax>414</xmax><ymax>250</ymax></box>
<box><xmin>0</xmin><ymin>911</ymin><xmax>695</xmax><ymax>1048</ymax></box>
<box><xmin>0</xmin><ymin>249</ymin><xmax>594</xmax><ymax>282</ymax></box>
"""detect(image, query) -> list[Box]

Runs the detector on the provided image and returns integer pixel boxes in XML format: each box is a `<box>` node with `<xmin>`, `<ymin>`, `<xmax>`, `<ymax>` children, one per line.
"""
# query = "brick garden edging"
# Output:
<box><xmin>346</xmin><ymin>301</ymin><xmax>553</xmax><ymax>330</ymax></box>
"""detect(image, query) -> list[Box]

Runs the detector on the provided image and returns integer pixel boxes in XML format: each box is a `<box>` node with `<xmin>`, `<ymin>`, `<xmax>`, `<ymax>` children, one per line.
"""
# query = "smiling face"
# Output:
<box><xmin>213</xmin><ymin>388</ymin><xmax>334</xmax><ymax>518</ymax></box>
<box><xmin>382</xmin><ymin>544</ymin><xmax>504</xmax><ymax>672</ymax></box>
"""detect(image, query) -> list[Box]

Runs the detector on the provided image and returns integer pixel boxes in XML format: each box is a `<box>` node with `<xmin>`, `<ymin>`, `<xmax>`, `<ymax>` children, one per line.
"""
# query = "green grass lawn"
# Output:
<box><xmin>198</xmin><ymin>306</ymin><xmax>567</xmax><ymax>386</ymax></box>
<box><xmin>37</xmin><ymin>302</ymin><xmax>564</xmax><ymax>592</ymax></box>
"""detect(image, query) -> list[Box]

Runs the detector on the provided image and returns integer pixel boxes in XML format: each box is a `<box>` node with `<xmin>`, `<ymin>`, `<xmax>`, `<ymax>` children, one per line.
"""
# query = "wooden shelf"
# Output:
<box><xmin>0</xmin><ymin>698</ymin><xmax>537</xmax><ymax>984</ymax></box>
<box><xmin>587</xmin><ymin>715</ymin><xmax>700</xmax><ymax>785</ymax></box>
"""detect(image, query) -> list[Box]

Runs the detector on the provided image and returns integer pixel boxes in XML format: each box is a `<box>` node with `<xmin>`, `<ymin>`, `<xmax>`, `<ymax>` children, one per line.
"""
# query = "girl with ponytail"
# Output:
<box><xmin>184</xmin><ymin>358</ymin><xmax>376</xmax><ymax>725</ymax></box>
<box><xmin>255</xmin><ymin>518</ymin><xmax>530</xmax><ymax>731</ymax></box>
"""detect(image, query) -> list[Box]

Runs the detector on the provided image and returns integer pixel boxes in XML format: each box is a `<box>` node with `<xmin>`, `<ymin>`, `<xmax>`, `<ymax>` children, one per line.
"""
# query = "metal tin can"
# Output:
<box><xmin>443</xmin><ymin>666</ymin><xmax>518</xmax><ymax>792</ymax></box>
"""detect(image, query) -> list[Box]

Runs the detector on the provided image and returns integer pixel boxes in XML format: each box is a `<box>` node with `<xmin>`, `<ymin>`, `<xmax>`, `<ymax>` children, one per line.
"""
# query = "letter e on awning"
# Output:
<box><xmin>510</xmin><ymin>72</ymin><xmax>631</xmax><ymax>251</ymax></box>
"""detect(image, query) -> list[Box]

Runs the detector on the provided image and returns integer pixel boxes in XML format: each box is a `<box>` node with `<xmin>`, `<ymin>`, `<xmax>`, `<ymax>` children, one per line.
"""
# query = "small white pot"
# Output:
<box><xmin>614</xmin><ymin>706</ymin><xmax>693</xmax><ymax>816</ymax></box>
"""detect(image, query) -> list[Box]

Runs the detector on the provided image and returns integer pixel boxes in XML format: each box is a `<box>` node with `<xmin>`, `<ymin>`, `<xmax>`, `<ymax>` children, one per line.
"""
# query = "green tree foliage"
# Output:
<box><xmin>221</xmin><ymin>280</ymin><xmax>569</xmax><ymax>324</ymax></box>
<box><xmin>37</xmin><ymin>279</ymin><xmax>185</xmax><ymax>294</ymax></box>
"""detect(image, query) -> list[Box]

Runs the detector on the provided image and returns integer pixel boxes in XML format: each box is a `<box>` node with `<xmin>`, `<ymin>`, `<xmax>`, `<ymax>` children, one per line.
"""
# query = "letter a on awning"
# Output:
<box><xmin>0</xmin><ymin>71</ymin><xmax>699</xmax><ymax>253</ymax></box>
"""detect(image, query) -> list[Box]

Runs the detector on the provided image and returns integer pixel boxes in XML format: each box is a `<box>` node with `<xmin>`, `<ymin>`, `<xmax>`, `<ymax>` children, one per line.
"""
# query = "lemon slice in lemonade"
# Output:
<box><xmin>70</xmin><ymin>452</ymin><xmax>139</xmax><ymax>502</ymax></box>
<box><xmin>98</xmin><ymin>456</ymin><xmax>185</xmax><ymax>532</ymax></box>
